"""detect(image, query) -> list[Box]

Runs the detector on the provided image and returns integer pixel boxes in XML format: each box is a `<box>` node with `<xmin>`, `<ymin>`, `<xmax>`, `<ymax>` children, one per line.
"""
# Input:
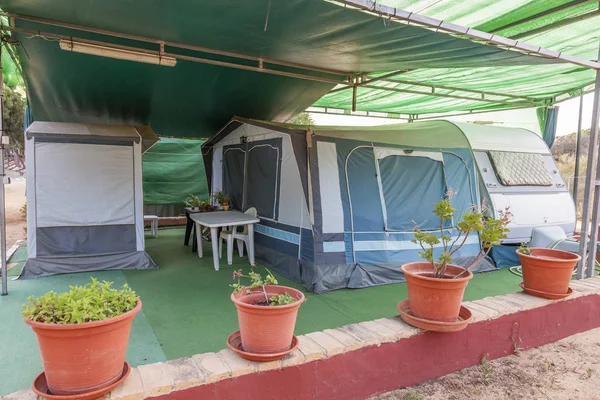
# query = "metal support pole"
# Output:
<box><xmin>577</xmin><ymin>46</ymin><xmax>600</xmax><ymax>279</ymax></box>
<box><xmin>0</xmin><ymin>43</ymin><xmax>7</xmax><ymax>295</ymax></box>
<box><xmin>573</xmin><ymin>94</ymin><xmax>584</xmax><ymax>211</ymax></box>
<box><xmin>586</xmin><ymin>75</ymin><xmax>600</xmax><ymax>278</ymax></box>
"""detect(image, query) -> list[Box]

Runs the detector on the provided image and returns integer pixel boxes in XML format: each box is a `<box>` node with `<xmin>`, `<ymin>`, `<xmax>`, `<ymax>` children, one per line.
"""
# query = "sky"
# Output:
<box><xmin>310</xmin><ymin>93</ymin><xmax>596</xmax><ymax>137</ymax></box>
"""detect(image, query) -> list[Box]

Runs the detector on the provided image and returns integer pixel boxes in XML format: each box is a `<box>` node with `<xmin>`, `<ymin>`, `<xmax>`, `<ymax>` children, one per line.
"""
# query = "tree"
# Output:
<box><xmin>287</xmin><ymin>112</ymin><xmax>314</xmax><ymax>126</ymax></box>
<box><xmin>2</xmin><ymin>86</ymin><xmax>25</xmax><ymax>165</ymax></box>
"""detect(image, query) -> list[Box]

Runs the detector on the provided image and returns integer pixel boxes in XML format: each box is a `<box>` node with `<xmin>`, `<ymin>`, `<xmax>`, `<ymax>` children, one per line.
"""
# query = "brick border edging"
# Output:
<box><xmin>7</xmin><ymin>278</ymin><xmax>600</xmax><ymax>400</ymax></box>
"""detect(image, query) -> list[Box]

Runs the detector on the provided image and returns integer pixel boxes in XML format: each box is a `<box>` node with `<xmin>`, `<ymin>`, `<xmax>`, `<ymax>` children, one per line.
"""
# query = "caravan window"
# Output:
<box><xmin>488</xmin><ymin>151</ymin><xmax>552</xmax><ymax>186</ymax></box>
<box><xmin>375</xmin><ymin>149</ymin><xmax>447</xmax><ymax>231</ymax></box>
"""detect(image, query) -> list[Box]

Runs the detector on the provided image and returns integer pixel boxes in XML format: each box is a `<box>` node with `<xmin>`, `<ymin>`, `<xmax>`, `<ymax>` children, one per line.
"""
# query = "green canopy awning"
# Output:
<box><xmin>1</xmin><ymin>0</ymin><xmax>593</xmax><ymax>136</ymax></box>
<box><xmin>313</xmin><ymin>0</ymin><xmax>600</xmax><ymax>117</ymax></box>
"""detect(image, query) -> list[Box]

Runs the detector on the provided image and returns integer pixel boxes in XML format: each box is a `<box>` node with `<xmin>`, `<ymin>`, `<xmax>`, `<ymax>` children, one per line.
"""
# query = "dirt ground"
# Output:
<box><xmin>371</xmin><ymin>327</ymin><xmax>600</xmax><ymax>400</ymax></box>
<box><xmin>4</xmin><ymin>178</ymin><xmax>26</xmax><ymax>249</ymax></box>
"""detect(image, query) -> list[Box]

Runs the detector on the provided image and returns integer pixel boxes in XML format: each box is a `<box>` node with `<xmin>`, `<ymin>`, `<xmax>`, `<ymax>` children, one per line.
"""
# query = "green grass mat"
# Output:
<box><xmin>8</xmin><ymin>244</ymin><xmax>27</xmax><ymax>263</ymax></box>
<box><xmin>128</xmin><ymin>229</ymin><xmax>523</xmax><ymax>360</ymax></box>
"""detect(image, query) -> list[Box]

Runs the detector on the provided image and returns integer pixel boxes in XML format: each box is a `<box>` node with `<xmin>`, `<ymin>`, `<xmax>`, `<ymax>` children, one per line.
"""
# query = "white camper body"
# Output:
<box><xmin>457</xmin><ymin>122</ymin><xmax>575</xmax><ymax>243</ymax></box>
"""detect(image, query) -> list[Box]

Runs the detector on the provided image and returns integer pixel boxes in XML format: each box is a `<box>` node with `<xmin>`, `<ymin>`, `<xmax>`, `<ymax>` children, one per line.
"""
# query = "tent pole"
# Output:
<box><xmin>585</xmin><ymin>66</ymin><xmax>600</xmax><ymax>278</ymax></box>
<box><xmin>0</xmin><ymin>43</ymin><xmax>7</xmax><ymax>295</ymax></box>
<box><xmin>577</xmin><ymin>46</ymin><xmax>600</xmax><ymax>280</ymax></box>
<box><xmin>573</xmin><ymin>93</ymin><xmax>584</xmax><ymax>212</ymax></box>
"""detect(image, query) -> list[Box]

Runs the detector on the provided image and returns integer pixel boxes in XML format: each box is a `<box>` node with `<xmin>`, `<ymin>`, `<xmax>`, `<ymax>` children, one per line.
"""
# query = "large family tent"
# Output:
<box><xmin>22</xmin><ymin>122</ymin><xmax>160</xmax><ymax>278</ymax></box>
<box><xmin>202</xmin><ymin>118</ymin><xmax>574</xmax><ymax>293</ymax></box>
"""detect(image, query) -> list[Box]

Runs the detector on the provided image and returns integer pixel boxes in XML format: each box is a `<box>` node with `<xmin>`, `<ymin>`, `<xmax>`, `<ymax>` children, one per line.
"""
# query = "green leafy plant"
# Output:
<box><xmin>185</xmin><ymin>194</ymin><xmax>202</xmax><ymax>208</ymax></box>
<box><xmin>212</xmin><ymin>190</ymin><xmax>230</xmax><ymax>205</ymax></box>
<box><xmin>518</xmin><ymin>242</ymin><xmax>531</xmax><ymax>255</ymax></box>
<box><xmin>20</xmin><ymin>202</ymin><xmax>26</xmax><ymax>219</ymax></box>
<box><xmin>231</xmin><ymin>267</ymin><xmax>297</xmax><ymax>306</ymax></box>
<box><xmin>412</xmin><ymin>190</ymin><xmax>512</xmax><ymax>279</ymax></box>
<box><xmin>22</xmin><ymin>278</ymin><xmax>138</xmax><ymax>324</ymax></box>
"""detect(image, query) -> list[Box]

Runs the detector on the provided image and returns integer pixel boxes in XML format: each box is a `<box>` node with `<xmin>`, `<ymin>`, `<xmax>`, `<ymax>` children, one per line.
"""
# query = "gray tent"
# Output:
<box><xmin>22</xmin><ymin>122</ymin><xmax>159</xmax><ymax>278</ymax></box>
<box><xmin>202</xmin><ymin>118</ymin><xmax>574</xmax><ymax>293</ymax></box>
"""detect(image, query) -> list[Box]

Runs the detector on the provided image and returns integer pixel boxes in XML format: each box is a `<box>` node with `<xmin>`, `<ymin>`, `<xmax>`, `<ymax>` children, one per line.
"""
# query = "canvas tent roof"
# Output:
<box><xmin>206</xmin><ymin>117</ymin><xmax>549</xmax><ymax>153</ymax></box>
<box><xmin>1</xmin><ymin>0</ymin><xmax>598</xmax><ymax>137</ymax></box>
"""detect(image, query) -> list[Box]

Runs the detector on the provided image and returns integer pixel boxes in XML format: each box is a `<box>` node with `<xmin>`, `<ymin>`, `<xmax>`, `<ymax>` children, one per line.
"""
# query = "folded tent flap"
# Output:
<box><xmin>26</xmin><ymin>121</ymin><xmax>159</xmax><ymax>153</ymax></box>
<box><xmin>134</xmin><ymin>125</ymin><xmax>160</xmax><ymax>153</ymax></box>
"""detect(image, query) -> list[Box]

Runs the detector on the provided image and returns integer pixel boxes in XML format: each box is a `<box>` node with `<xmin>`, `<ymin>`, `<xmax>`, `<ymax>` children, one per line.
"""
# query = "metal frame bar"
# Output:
<box><xmin>306</xmin><ymin>106</ymin><xmax>411</xmax><ymax>120</ymax></box>
<box><xmin>328</xmin><ymin>69</ymin><xmax>414</xmax><ymax>94</ymax></box>
<box><xmin>3</xmin><ymin>25</ymin><xmax>348</xmax><ymax>87</ymax></box>
<box><xmin>577</xmin><ymin>45</ymin><xmax>600</xmax><ymax>279</ymax></box>
<box><xmin>329</xmin><ymin>74</ymin><xmax>539</xmax><ymax>103</ymax></box>
<box><xmin>3</xmin><ymin>12</ymin><xmax>350</xmax><ymax>77</ymax></box>
<box><xmin>359</xmin><ymin>84</ymin><xmax>536</xmax><ymax>106</ymax></box>
<box><xmin>573</xmin><ymin>94</ymin><xmax>585</xmax><ymax>212</ymax></box>
<box><xmin>331</xmin><ymin>0</ymin><xmax>600</xmax><ymax>70</ymax></box>
<box><xmin>330</xmin><ymin>79</ymin><xmax>541</xmax><ymax>105</ymax></box>
<box><xmin>307</xmin><ymin>104</ymin><xmax>535</xmax><ymax>121</ymax></box>
<box><xmin>377</xmin><ymin>78</ymin><xmax>541</xmax><ymax>102</ymax></box>
<box><xmin>0</xmin><ymin>42</ymin><xmax>6</xmax><ymax>295</ymax></box>
<box><xmin>488</xmin><ymin>0</ymin><xmax>592</xmax><ymax>34</ymax></box>
<box><xmin>511</xmin><ymin>9</ymin><xmax>600</xmax><ymax>40</ymax></box>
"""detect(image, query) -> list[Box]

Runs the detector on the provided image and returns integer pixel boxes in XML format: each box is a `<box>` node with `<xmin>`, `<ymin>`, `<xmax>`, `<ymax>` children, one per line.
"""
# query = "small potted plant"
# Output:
<box><xmin>22</xmin><ymin>279</ymin><xmax>141</xmax><ymax>396</ymax></box>
<box><xmin>516</xmin><ymin>243</ymin><xmax>580</xmax><ymax>298</ymax></box>
<box><xmin>402</xmin><ymin>192</ymin><xmax>511</xmax><ymax>327</ymax></box>
<box><xmin>199</xmin><ymin>199</ymin><xmax>216</xmax><ymax>212</ymax></box>
<box><xmin>213</xmin><ymin>191</ymin><xmax>231</xmax><ymax>211</ymax></box>
<box><xmin>185</xmin><ymin>194</ymin><xmax>202</xmax><ymax>211</ymax></box>
<box><xmin>229</xmin><ymin>268</ymin><xmax>305</xmax><ymax>358</ymax></box>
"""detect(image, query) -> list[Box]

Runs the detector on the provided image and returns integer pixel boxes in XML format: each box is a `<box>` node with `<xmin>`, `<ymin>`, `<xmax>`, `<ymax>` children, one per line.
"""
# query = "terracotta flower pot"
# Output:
<box><xmin>24</xmin><ymin>300</ymin><xmax>141</xmax><ymax>395</ymax></box>
<box><xmin>517</xmin><ymin>248</ymin><xmax>580</xmax><ymax>295</ymax></box>
<box><xmin>231</xmin><ymin>285</ymin><xmax>305</xmax><ymax>354</ymax></box>
<box><xmin>401</xmin><ymin>262</ymin><xmax>473</xmax><ymax>322</ymax></box>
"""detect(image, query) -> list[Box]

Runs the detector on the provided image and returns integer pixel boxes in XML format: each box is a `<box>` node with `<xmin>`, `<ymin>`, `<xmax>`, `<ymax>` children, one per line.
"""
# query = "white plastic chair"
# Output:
<box><xmin>234</xmin><ymin>207</ymin><xmax>257</xmax><ymax>258</ymax></box>
<box><xmin>219</xmin><ymin>207</ymin><xmax>257</xmax><ymax>265</ymax></box>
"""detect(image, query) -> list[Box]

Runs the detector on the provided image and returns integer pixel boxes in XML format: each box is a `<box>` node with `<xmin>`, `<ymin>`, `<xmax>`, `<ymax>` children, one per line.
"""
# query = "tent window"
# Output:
<box><xmin>488</xmin><ymin>151</ymin><xmax>552</xmax><ymax>186</ymax></box>
<box><xmin>378</xmin><ymin>155</ymin><xmax>446</xmax><ymax>231</ymax></box>
<box><xmin>222</xmin><ymin>146</ymin><xmax>245</xmax><ymax>210</ymax></box>
<box><xmin>246</xmin><ymin>143</ymin><xmax>280</xmax><ymax>219</ymax></box>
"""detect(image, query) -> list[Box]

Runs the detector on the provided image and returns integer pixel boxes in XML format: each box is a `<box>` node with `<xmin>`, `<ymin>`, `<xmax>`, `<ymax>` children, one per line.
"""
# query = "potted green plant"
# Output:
<box><xmin>199</xmin><ymin>199</ymin><xmax>216</xmax><ymax>212</ymax></box>
<box><xmin>402</xmin><ymin>193</ymin><xmax>511</xmax><ymax>327</ymax></box>
<box><xmin>22</xmin><ymin>279</ymin><xmax>141</xmax><ymax>396</ymax></box>
<box><xmin>516</xmin><ymin>243</ymin><xmax>579</xmax><ymax>298</ymax></box>
<box><xmin>185</xmin><ymin>194</ymin><xmax>202</xmax><ymax>211</ymax></box>
<box><xmin>229</xmin><ymin>268</ymin><xmax>305</xmax><ymax>358</ymax></box>
<box><xmin>212</xmin><ymin>191</ymin><xmax>231</xmax><ymax>211</ymax></box>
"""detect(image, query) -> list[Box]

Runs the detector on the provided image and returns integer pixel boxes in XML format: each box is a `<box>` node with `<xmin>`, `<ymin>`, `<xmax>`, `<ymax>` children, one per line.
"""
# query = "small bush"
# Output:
<box><xmin>22</xmin><ymin>278</ymin><xmax>138</xmax><ymax>324</ymax></box>
<box><xmin>20</xmin><ymin>202</ymin><xmax>26</xmax><ymax>219</ymax></box>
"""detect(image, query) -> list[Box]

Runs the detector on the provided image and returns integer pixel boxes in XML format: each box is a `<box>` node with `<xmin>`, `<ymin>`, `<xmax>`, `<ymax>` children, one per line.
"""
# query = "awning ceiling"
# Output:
<box><xmin>0</xmin><ymin>0</ymin><xmax>598</xmax><ymax>136</ymax></box>
<box><xmin>314</xmin><ymin>0</ymin><xmax>600</xmax><ymax>118</ymax></box>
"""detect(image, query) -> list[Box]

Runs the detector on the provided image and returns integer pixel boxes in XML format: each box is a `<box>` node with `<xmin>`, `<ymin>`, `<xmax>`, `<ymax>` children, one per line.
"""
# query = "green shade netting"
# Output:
<box><xmin>0</xmin><ymin>0</ymin><xmax>574</xmax><ymax>136</ymax></box>
<box><xmin>142</xmin><ymin>138</ymin><xmax>208</xmax><ymax>205</ymax></box>
<box><xmin>314</xmin><ymin>0</ymin><xmax>599</xmax><ymax>115</ymax></box>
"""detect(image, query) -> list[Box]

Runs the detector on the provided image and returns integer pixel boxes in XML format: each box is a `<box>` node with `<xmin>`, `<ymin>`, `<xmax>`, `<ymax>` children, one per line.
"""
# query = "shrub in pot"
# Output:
<box><xmin>212</xmin><ymin>190</ymin><xmax>231</xmax><ymax>211</ymax></box>
<box><xmin>230</xmin><ymin>268</ymin><xmax>305</xmax><ymax>354</ymax></box>
<box><xmin>402</xmin><ymin>194</ymin><xmax>511</xmax><ymax>323</ymax></box>
<box><xmin>185</xmin><ymin>193</ymin><xmax>202</xmax><ymax>211</ymax></box>
<box><xmin>22</xmin><ymin>279</ymin><xmax>140</xmax><ymax>395</ymax></box>
<box><xmin>516</xmin><ymin>244</ymin><xmax>580</xmax><ymax>296</ymax></box>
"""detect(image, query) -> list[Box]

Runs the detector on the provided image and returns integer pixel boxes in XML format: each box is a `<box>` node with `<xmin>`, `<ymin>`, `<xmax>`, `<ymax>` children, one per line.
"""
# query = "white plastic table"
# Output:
<box><xmin>190</xmin><ymin>211</ymin><xmax>260</xmax><ymax>271</ymax></box>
